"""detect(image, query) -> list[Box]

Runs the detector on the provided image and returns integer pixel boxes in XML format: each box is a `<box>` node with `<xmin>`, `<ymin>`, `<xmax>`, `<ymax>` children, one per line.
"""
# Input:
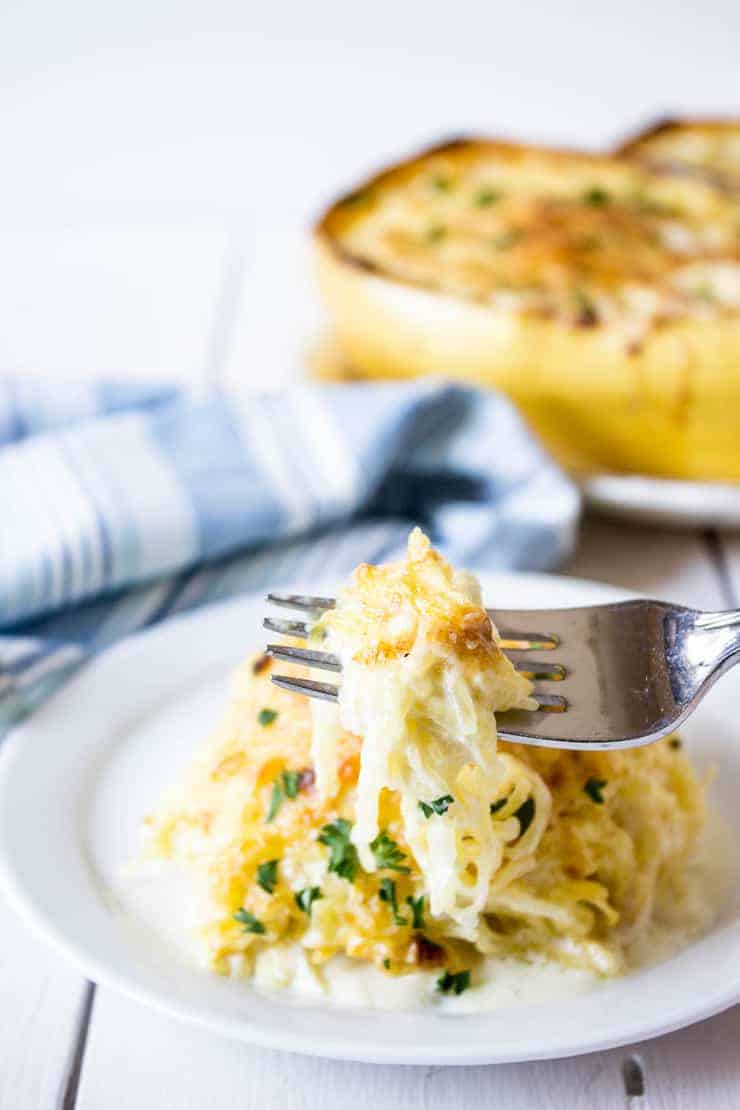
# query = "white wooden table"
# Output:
<box><xmin>2</xmin><ymin>3</ymin><xmax>740</xmax><ymax>1105</ymax></box>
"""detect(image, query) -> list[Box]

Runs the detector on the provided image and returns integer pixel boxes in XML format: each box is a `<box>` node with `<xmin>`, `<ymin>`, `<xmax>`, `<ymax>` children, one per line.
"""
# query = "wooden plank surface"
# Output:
<box><xmin>73</xmin><ymin>959</ymin><xmax>740</xmax><ymax>1110</ymax></box>
<box><xmin>565</xmin><ymin>518</ymin><xmax>725</xmax><ymax>610</ymax></box>
<box><xmin>0</xmin><ymin>897</ymin><xmax>89</xmax><ymax>1110</ymax></box>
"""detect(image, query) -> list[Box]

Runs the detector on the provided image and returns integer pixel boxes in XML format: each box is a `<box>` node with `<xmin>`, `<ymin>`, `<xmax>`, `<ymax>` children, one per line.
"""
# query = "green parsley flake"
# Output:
<box><xmin>431</xmin><ymin>174</ymin><xmax>452</xmax><ymax>192</ymax></box>
<box><xmin>256</xmin><ymin>859</ymin><xmax>279</xmax><ymax>894</ymax></box>
<box><xmin>474</xmin><ymin>186</ymin><xmax>502</xmax><ymax>207</ymax></box>
<box><xmin>379</xmin><ymin>878</ymin><xmax>407</xmax><ymax>925</ymax></box>
<box><xmin>318</xmin><ymin>818</ymin><xmax>360</xmax><ymax>882</ymax></box>
<box><xmin>295</xmin><ymin>887</ymin><xmax>322</xmax><ymax>915</ymax></box>
<box><xmin>489</xmin><ymin>796</ymin><xmax>509</xmax><ymax>815</ymax></box>
<box><xmin>425</xmin><ymin>224</ymin><xmax>447</xmax><ymax>244</ymax></box>
<box><xmin>233</xmin><ymin>908</ymin><xmax>265</xmax><ymax>935</ymax></box>
<box><xmin>266</xmin><ymin>781</ymin><xmax>284</xmax><ymax>822</ymax></box>
<box><xmin>265</xmin><ymin>769</ymin><xmax>304</xmax><ymax>821</ymax></box>
<box><xmin>419</xmin><ymin>795</ymin><xmax>454</xmax><ymax>819</ymax></box>
<box><xmin>370</xmin><ymin>831</ymin><xmax>410</xmax><ymax>872</ymax></box>
<box><xmin>406</xmin><ymin>894</ymin><xmax>425</xmax><ymax>930</ymax></box>
<box><xmin>514</xmin><ymin>796</ymin><xmax>535</xmax><ymax>836</ymax></box>
<box><xmin>258</xmin><ymin>708</ymin><xmax>278</xmax><ymax>727</ymax></box>
<box><xmin>584</xmin><ymin>777</ymin><xmax>608</xmax><ymax>804</ymax></box>
<box><xmin>437</xmin><ymin>969</ymin><xmax>471</xmax><ymax>995</ymax></box>
<box><xmin>582</xmin><ymin>186</ymin><xmax>610</xmax><ymax>206</ymax></box>
<box><xmin>282</xmin><ymin>769</ymin><xmax>300</xmax><ymax>798</ymax></box>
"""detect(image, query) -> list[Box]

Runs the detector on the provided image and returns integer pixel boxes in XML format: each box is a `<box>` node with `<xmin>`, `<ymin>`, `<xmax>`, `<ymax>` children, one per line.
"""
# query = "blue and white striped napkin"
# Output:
<box><xmin>0</xmin><ymin>376</ymin><xmax>580</xmax><ymax>732</ymax></box>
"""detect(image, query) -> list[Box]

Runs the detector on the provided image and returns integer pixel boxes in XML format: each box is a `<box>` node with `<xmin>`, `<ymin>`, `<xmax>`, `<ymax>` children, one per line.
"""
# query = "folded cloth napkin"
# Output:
<box><xmin>0</xmin><ymin>376</ymin><xmax>580</xmax><ymax>732</ymax></box>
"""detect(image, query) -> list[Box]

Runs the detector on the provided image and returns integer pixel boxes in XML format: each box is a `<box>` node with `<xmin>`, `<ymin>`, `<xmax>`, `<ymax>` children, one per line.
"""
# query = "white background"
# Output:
<box><xmin>1</xmin><ymin>3</ymin><xmax>740</xmax><ymax>1107</ymax></box>
<box><xmin>1</xmin><ymin>0</ymin><xmax>738</xmax><ymax>386</ymax></box>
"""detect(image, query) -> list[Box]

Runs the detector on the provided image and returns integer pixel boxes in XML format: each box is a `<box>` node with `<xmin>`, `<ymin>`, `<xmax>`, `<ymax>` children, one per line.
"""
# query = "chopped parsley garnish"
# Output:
<box><xmin>425</xmin><ymin>224</ymin><xmax>447</xmax><ymax>244</ymax></box>
<box><xmin>319</xmin><ymin>818</ymin><xmax>360</xmax><ymax>882</ymax></box>
<box><xmin>474</xmin><ymin>186</ymin><xmax>501</xmax><ymax>207</ymax></box>
<box><xmin>265</xmin><ymin>769</ymin><xmax>305</xmax><ymax>821</ymax></box>
<box><xmin>282</xmin><ymin>770</ymin><xmax>300</xmax><ymax>798</ymax></box>
<box><xmin>370</xmin><ymin>831</ymin><xmax>410</xmax><ymax>872</ymax></box>
<box><xmin>419</xmin><ymin>795</ymin><xmax>454</xmax><ymax>819</ymax></box>
<box><xmin>492</xmin><ymin>228</ymin><xmax>524</xmax><ymax>250</ymax></box>
<box><xmin>295</xmin><ymin>887</ymin><xmax>322</xmax><ymax>915</ymax></box>
<box><xmin>406</xmin><ymin>894</ymin><xmax>425</xmax><ymax>930</ymax></box>
<box><xmin>436</xmin><ymin>969</ymin><xmax>471</xmax><ymax>995</ymax></box>
<box><xmin>266</xmin><ymin>781</ymin><xmax>283</xmax><ymax>822</ymax></box>
<box><xmin>431</xmin><ymin>174</ymin><xmax>452</xmax><ymax>192</ymax></box>
<box><xmin>379</xmin><ymin>878</ymin><xmax>407</xmax><ymax>925</ymax></box>
<box><xmin>256</xmin><ymin>859</ymin><xmax>279</xmax><ymax>894</ymax></box>
<box><xmin>514</xmin><ymin>796</ymin><xmax>535</xmax><ymax>836</ymax></box>
<box><xmin>584</xmin><ymin>777</ymin><xmax>608</xmax><ymax>804</ymax></box>
<box><xmin>234</xmin><ymin>908</ymin><xmax>265</xmax><ymax>935</ymax></box>
<box><xmin>258</xmin><ymin>707</ymin><xmax>278</xmax><ymax>727</ymax></box>
<box><xmin>582</xmin><ymin>186</ymin><xmax>610</xmax><ymax>207</ymax></box>
<box><xmin>489</xmin><ymin>795</ymin><xmax>509</xmax><ymax>815</ymax></box>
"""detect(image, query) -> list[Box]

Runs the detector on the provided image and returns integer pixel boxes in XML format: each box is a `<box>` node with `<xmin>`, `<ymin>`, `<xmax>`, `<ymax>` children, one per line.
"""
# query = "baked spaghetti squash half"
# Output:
<box><xmin>314</xmin><ymin>138</ymin><xmax>740</xmax><ymax>481</ymax></box>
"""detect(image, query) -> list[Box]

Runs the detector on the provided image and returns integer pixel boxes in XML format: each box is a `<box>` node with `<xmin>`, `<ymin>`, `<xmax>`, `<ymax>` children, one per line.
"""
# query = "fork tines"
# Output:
<box><xmin>266</xmin><ymin>641</ymin><xmax>565</xmax><ymax>682</ymax></box>
<box><xmin>264</xmin><ymin>595</ymin><xmax>560</xmax><ymax>652</ymax></box>
<box><xmin>264</xmin><ymin>592</ymin><xmax>568</xmax><ymax>714</ymax></box>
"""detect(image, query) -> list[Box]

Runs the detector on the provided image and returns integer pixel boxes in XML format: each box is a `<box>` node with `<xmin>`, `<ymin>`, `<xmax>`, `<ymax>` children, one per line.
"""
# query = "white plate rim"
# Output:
<box><xmin>0</xmin><ymin>571</ymin><xmax>738</xmax><ymax>1066</ymax></box>
<box><xmin>581</xmin><ymin>472</ymin><xmax>740</xmax><ymax>528</ymax></box>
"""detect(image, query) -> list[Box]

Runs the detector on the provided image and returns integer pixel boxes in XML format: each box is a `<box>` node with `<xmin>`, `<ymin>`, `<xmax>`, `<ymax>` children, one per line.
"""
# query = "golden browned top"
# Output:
<box><xmin>619</xmin><ymin>118</ymin><xmax>740</xmax><ymax>192</ymax></box>
<box><xmin>317</xmin><ymin>137</ymin><xmax>740</xmax><ymax>328</ymax></box>
<box><xmin>320</xmin><ymin>527</ymin><xmax>500</xmax><ymax>665</ymax></box>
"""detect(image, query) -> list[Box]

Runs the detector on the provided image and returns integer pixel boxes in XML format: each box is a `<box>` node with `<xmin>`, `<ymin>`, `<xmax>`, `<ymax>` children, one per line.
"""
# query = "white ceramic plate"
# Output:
<box><xmin>0</xmin><ymin>572</ymin><xmax>739</xmax><ymax>1066</ymax></box>
<box><xmin>581</xmin><ymin>473</ymin><xmax>740</xmax><ymax>528</ymax></box>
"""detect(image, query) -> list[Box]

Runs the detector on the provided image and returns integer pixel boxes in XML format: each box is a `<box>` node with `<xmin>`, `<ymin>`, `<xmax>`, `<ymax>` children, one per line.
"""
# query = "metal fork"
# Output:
<box><xmin>264</xmin><ymin>593</ymin><xmax>740</xmax><ymax>750</ymax></box>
